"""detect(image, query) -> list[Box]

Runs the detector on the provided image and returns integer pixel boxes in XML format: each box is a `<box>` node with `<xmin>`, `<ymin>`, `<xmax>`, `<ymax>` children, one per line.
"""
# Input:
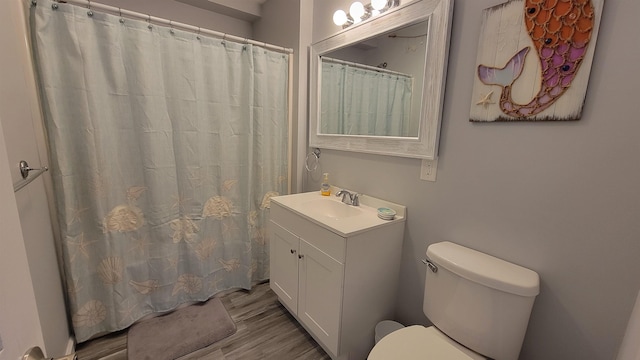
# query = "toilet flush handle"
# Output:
<box><xmin>421</xmin><ymin>258</ymin><xmax>438</xmax><ymax>273</ymax></box>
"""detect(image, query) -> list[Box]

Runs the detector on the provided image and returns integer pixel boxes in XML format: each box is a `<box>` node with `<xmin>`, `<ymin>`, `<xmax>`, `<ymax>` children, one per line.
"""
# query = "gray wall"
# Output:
<box><xmin>96</xmin><ymin>0</ymin><xmax>252</xmax><ymax>38</ymax></box>
<box><xmin>305</xmin><ymin>0</ymin><xmax>640</xmax><ymax>359</ymax></box>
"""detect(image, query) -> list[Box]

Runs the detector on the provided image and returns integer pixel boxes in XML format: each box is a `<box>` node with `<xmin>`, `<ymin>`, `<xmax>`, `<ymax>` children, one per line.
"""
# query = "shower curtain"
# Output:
<box><xmin>320</xmin><ymin>60</ymin><xmax>413</xmax><ymax>136</ymax></box>
<box><xmin>30</xmin><ymin>0</ymin><xmax>289</xmax><ymax>342</ymax></box>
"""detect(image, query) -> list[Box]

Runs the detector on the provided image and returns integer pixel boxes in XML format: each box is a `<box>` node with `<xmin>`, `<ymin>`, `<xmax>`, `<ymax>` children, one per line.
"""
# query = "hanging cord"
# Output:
<box><xmin>38</xmin><ymin>0</ymin><xmax>293</xmax><ymax>54</ymax></box>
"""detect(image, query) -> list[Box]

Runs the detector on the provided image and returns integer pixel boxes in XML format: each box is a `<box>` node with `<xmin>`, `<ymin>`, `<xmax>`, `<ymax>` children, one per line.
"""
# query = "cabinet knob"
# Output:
<box><xmin>298</xmin><ymin>254</ymin><xmax>304</xmax><ymax>259</ymax></box>
<box><xmin>290</xmin><ymin>249</ymin><xmax>296</xmax><ymax>254</ymax></box>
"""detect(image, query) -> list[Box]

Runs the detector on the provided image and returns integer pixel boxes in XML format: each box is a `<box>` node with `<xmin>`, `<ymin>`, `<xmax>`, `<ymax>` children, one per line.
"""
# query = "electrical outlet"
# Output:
<box><xmin>420</xmin><ymin>158</ymin><xmax>438</xmax><ymax>182</ymax></box>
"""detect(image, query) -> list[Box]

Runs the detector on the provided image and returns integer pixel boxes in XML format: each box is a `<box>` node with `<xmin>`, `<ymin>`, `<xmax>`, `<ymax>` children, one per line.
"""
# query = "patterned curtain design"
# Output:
<box><xmin>320</xmin><ymin>60</ymin><xmax>413</xmax><ymax>136</ymax></box>
<box><xmin>30</xmin><ymin>0</ymin><xmax>288</xmax><ymax>342</ymax></box>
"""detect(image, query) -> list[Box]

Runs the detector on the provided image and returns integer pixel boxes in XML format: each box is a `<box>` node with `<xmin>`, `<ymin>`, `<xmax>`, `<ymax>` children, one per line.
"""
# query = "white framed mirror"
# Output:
<box><xmin>309</xmin><ymin>0</ymin><xmax>453</xmax><ymax>159</ymax></box>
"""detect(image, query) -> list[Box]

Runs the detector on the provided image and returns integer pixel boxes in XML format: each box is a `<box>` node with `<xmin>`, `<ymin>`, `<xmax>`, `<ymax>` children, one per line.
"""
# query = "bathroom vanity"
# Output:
<box><xmin>269</xmin><ymin>190</ymin><xmax>406</xmax><ymax>359</ymax></box>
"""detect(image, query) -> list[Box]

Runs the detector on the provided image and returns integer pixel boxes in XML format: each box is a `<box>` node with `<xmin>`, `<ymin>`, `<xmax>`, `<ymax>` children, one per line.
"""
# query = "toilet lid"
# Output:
<box><xmin>368</xmin><ymin>326</ymin><xmax>487</xmax><ymax>360</ymax></box>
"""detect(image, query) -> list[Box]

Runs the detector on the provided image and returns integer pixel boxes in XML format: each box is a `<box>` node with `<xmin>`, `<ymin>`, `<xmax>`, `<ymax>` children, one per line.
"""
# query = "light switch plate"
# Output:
<box><xmin>420</xmin><ymin>158</ymin><xmax>438</xmax><ymax>182</ymax></box>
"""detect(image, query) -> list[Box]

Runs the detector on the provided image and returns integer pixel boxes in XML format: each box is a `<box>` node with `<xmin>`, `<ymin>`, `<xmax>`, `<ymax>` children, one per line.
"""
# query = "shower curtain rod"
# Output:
<box><xmin>321</xmin><ymin>56</ymin><xmax>411</xmax><ymax>77</ymax></box>
<box><xmin>43</xmin><ymin>0</ymin><xmax>293</xmax><ymax>54</ymax></box>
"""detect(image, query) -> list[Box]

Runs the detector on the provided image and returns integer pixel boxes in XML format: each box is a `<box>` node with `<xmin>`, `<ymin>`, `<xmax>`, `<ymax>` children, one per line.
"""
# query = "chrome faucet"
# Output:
<box><xmin>336</xmin><ymin>189</ymin><xmax>359</xmax><ymax>206</ymax></box>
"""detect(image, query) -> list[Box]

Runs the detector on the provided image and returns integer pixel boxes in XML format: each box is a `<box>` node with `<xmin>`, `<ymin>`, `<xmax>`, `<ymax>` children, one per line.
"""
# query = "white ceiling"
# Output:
<box><xmin>175</xmin><ymin>0</ymin><xmax>268</xmax><ymax>22</ymax></box>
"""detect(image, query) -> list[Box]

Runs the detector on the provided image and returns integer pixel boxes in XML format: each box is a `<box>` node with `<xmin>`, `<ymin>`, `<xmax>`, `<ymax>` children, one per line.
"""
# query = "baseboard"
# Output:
<box><xmin>64</xmin><ymin>336</ymin><xmax>76</xmax><ymax>356</ymax></box>
<box><xmin>54</xmin><ymin>354</ymin><xmax>77</xmax><ymax>360</ymax></box>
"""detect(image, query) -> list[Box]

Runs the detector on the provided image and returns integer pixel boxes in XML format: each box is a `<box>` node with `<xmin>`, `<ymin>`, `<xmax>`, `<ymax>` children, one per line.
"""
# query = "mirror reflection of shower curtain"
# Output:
<box><xmin>320</xmin><ymin>62</ymin><xmax>412</xmax><ymax>136</ymax></box>
<box><xmin>30</xmin><ymin>0</ymin><xmax>288</xmax><ymax>342</ymax></box>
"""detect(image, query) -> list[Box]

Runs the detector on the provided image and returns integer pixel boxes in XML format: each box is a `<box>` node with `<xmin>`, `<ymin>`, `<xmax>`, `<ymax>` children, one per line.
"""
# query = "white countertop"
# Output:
<box><xmin>270</xmin><ymin>188</ymin><xmax>406</xmax><ymax>237</ymax></box>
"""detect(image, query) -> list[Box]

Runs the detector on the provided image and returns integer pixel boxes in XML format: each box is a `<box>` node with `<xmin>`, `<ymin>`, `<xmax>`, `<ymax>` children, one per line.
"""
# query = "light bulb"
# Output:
<box><xmin>371</xmin><ymin>0</ymin><xmax>388</xmax><ymax>11</ymax></box>
<box><xmin>349</xmin><ymin>2</ymin><xmax>365</xmax><ymax>20</ymax></box>
<box><xmin>333</xmin><ymin>10</ymin><xmax>348</xmax><ymax>26</ymax></box>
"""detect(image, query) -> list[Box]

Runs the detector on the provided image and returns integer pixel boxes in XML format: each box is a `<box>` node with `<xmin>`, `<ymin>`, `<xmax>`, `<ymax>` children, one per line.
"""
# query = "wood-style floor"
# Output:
<box><xmin>75</xmin><ymin>282</ymin><xmax>331</xmax><ymax>360</ymax></box>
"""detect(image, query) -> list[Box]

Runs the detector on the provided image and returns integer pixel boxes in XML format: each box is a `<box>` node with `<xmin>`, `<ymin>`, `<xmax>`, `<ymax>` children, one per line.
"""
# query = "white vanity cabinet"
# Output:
<box><xmin>269</xmin><ymin>192</ymin><xmax>406</xmax><ymax>360</ymax></box>
<box><xmin>270</xmin><ymin>217</ymin><xmax>345</xmax><ymax>354</ymax></box>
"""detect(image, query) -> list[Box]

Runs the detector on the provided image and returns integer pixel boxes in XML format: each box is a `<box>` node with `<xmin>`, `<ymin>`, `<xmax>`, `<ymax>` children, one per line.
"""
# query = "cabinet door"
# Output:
<box><xmin>298</xmin><ymin>238</ymin><xmax>344</xmax><ymax>356</ymax></box>
<box><xmin>269</xmin><ymin>220</ymin><xmax>300</xmax><ymax>313</ymax></box>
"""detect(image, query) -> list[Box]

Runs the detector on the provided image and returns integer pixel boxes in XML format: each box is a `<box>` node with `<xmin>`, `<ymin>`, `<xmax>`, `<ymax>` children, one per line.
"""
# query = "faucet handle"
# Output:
<box><xmin>336</xmin><ymin>189</ymin><xmax>352</xmax><ymax>205</ymax></box>
<box><xmin>351</xmin><ymin>193</ymin><xmax>359</xmax><ymax>206</ymax></box>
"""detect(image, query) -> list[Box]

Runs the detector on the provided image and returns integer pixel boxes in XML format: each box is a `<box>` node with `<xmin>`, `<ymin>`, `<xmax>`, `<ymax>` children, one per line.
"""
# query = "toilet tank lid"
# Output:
<box><xmin>427</xmin><ymin>242</ymin><xmax>540</xmax><ymax>297</ymax></box>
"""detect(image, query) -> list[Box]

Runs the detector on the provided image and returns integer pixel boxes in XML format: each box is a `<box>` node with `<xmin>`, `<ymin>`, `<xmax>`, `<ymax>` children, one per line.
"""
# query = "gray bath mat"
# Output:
<box><xmin>127</xmin><ymin>297</ymin><xmax>236</xmax><ymax>360</ymax></box>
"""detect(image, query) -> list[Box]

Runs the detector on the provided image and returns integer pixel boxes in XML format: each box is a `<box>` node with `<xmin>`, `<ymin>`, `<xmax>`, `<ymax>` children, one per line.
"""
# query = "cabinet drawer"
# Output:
<box><xmin>271</xmin><ymin>203</ymin><xmax>346</xmax><ymax>263</ymax></box>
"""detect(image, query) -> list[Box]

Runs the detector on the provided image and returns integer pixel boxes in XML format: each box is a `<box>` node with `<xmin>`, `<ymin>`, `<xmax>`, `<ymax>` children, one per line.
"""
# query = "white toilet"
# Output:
<box><xmin>369</xmin><ymin>241</ymin><xmax>540</xmax><ymax>360</ymax></box>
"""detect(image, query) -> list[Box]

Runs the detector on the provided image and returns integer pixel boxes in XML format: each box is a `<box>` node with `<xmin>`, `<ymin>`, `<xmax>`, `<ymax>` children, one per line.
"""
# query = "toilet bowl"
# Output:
<box><xmin>369</xmin><ymin>325</ymin><xmax>486</xmax><ymax>360</ymax></box>
<box><xmin>368</xmin><ymin>242</ymin><xmax>540</xmax><ymax>360</ymax></box>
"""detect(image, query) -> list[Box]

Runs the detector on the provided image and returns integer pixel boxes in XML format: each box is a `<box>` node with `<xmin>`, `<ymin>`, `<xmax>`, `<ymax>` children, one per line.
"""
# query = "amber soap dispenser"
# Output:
<box><xmin>320</xmin><ymin>173</ymin><xmax>331</xmax><ymax>196</ymax></box>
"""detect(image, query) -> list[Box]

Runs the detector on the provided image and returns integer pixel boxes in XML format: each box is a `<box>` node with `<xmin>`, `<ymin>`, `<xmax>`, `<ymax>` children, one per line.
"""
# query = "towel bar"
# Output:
<box><xmin>13</xmin><ymin>160</ymin><xmax>48</xmax><ymax>192</ymax></box>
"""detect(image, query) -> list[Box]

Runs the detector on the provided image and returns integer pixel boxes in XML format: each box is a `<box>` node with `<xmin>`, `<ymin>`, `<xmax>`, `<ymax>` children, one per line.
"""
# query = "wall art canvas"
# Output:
<box><xmin>469</xmin><ymin>0</ymin><xmax>605</xmax><ymax>122</ymax></box>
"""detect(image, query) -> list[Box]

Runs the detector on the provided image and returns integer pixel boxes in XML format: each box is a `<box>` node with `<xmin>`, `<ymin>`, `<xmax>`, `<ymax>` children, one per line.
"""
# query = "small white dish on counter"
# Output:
<box><xmin>377</xmin><ymin>207</ymin><xmax>397</xmax><ymax>220</ymax></box>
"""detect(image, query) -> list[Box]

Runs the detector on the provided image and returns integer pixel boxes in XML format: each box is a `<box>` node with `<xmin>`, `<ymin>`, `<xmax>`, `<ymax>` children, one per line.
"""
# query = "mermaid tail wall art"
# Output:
<box><xmin>469</xmin><ymin>0</ymin><xmax>605</xmax><ymax>122</ymax></box>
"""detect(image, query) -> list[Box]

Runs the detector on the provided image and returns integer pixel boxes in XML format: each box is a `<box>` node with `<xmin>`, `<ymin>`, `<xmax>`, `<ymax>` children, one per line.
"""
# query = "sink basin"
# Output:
<box><xmin>270</xmin><ymin>189</ymin><xmax>406</xmax><ymax>236</ymax></box>
<box><xmin>303</xmin><ymin>198</ymin><xmax>364</xmax><ymax>220</ymax></box>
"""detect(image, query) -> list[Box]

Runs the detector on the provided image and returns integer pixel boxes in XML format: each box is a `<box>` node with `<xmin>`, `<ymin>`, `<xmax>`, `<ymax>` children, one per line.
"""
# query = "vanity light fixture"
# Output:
<box><xmin>371</xmin><ymin>0</ymin><xmax>388</xmax><ymax>10</ymax></box>
<box><xmin>349</xmin><ymin>2</ymin><xmax>365</xmax><ymax>23</ymax></box>
<box><xmin>332</xmin><ymin>0</ymin><xmax>400</xmax><ymax>28</ymax></box>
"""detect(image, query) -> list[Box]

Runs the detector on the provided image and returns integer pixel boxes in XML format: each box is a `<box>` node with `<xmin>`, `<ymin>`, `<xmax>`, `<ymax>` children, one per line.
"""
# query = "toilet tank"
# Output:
<box><xmin>424</xmin><ymin>242</ymin><xmax>539</xmax><ymax>360</ymax></box>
